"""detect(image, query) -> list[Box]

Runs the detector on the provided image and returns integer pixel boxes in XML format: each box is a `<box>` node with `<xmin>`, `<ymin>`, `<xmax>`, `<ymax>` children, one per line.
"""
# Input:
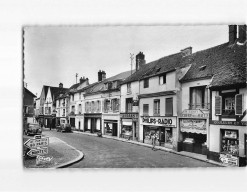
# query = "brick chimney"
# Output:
<box><xmin>229</xmin><ymin>25</ymin><xmax>237</xmax><ymax>45</ymax></box>
<box><xmin>102</xmin><ymin>71</ymin><xmax>106</xmax><ymax>81</ymax></box>
<box><xmin>98</xmin><ymin>70</ymin><xmax>106</xmax><ymax>82</ymax></box>
<box><xmin>59</xmin><ymin>83</ymin><xmax>63</xmax><ymax>88</ymax></box>
<box><xmin>79</xmin><ymin>77</ymin><xmax>84</xmax><ymax>84</ymax></box>
<box><xmin>136</xmin><ymin>52</ymin><xmax>145</xmax><ymax>71</ymax></box>
<box><xmin>238</xmin><ymin>25</ymin><xmax>246</xmax><ymax>43</ymax></box>
<box><xmin>181</xmin><ymin>47</ymin><xmax>192</xmax><ymax>57</ymax></box>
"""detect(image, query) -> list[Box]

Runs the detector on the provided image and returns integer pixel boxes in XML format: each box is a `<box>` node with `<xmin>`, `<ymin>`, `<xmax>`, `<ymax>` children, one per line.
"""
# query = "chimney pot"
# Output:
<box><xmin>59</xmin><ymin>83</ymin><xmax>63</xmax><ymax>88</ymax></box>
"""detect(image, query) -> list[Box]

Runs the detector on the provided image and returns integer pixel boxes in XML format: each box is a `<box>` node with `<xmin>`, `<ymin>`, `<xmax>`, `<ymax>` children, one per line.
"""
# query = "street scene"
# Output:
<box><xmin>23</xmin><ymin>25</ymin><xmax>247</xmax><ymax>168</ymax></box>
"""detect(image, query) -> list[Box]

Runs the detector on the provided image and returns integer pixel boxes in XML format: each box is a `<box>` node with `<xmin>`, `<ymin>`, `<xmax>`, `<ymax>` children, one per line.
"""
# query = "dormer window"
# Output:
<box><xmin>127</xmin><ymin>83</ymin><xmax>131</xmax><ymax>94</ymax></box>
<box><xmin>108</xmin><ymin>82</ymin><xmax>112</xmax><ymax>89</ymax></box>
<box><xmin>104</xmin><ymin>83</ymin><xmax>108</xmax><ymax>90</ymax></box>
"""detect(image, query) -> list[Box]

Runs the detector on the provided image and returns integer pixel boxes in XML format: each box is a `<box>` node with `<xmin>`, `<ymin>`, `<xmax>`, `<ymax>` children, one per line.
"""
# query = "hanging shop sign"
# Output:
<box><xmin>211</xmin><ymin>120</ymin><xmax>247</xmax><ymax>126</ymax></box>
<box><xmin>180</xmin><ymin>119</ymin><xmax>207</xmax><ymax>134</ymax></box>
<box><xmin>179</xmin><ymin>109</ymin><xmax>209</xmax><ymax>118</ymax></box>
<box><xmin>141</xmin><ymin>116</ymin><xmax>177</xmax><ymax>127</ymax></box>
<box><xmin>219</xmin><ymin>153</ymin><xmax>239</xmax><ymax>166</ymax></box>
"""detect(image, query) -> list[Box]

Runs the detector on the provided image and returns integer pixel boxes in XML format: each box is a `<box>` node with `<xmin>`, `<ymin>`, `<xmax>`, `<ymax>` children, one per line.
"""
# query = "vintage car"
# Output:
<box><xmin>24</xmin><ymin>123</ymin><xmax>42</xmax><ymax>136</ymax></box>
<box><xmin>56</xmin><ymin>123</ymin><xmax>72</xmax><ymax>133</ymax></box>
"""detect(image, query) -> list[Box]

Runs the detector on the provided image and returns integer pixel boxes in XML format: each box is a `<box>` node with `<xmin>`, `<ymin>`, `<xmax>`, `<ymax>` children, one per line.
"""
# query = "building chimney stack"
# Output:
<box><xmin>79</xmin><ymin>77</ymin><xmax>83</xmax><ymax>84</ymax></box>
<box><xmin>181</xmin><ymin>47</ymin><xmax>192</xmax><ymax>57</ymax></box>
<box><xmin>102</xmin><ymin>71</ymin><xmax>106</xmax><ymax>81</ymax></box>
<box><xmin>59</xmin><ymin>83</ymin><xmax>63</xmax><ymax>88</ymax></box>
<box><xmin>238</xmin><ymin>25</ymin><xmax>246</xmax><ymax>43</ymax></box>
<box><xmin>136</xmin><ymin>52</ymin><xmax>145</xmax><ymax>71</ymax></box>
<box><xmin>98</xmin><ymin>70</ymin><xmax>102</xmax><ymax>82</ymax></box>
<box><xmin>229</xmin><ymin>25</ymin><xmax>237</xmax><ymax>45</ymax></box>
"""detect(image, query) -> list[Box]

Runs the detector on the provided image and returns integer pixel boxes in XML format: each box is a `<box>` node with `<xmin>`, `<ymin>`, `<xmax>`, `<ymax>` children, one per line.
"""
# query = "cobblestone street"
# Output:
<box><xmin>43</xmin><ymin>129</ymin><xmax>219</xmax><ymax>168</ymax></box>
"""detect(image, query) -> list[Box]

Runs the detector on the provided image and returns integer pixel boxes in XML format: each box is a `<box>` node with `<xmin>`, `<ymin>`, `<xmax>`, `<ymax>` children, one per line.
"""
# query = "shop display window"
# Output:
<box><xmin>105</xmin><ymin>123</ymin><xmax>112</xmax><ymax>134</ymax></box>
<box><xmin>122</xmin><ymin>125</ymin><xmax>132</xmax><ymax>136</ymax></box>
<box><xmin>165</xmin><ymin>128</ymin><xmax>173</xmax><ymax>144</ymax></box>
<box><xmin>221</xmin><ymin>129</ymin><xmax>239</xmax><ymax>156</ymax></box>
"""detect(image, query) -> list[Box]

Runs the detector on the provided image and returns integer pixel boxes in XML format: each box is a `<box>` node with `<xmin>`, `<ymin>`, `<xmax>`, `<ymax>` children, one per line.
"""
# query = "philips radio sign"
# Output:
<box><xmin>141</xmin><ymin>116</ymin><xmax>177</xmax><ymax>127</ymax></box>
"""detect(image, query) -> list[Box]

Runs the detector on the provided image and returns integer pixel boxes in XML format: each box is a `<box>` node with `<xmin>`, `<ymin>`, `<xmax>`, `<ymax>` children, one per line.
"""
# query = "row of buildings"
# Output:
<box><xmin>34</xmin><ymin>25</ymin><xmax>247</xmax><ymax>166</ymax></box>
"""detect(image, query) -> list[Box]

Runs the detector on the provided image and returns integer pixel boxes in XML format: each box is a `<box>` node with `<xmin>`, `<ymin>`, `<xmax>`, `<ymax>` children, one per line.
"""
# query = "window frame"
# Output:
<box><xmin>153</xmin><ymin>99</ymin><xmax>160</xmax><ymax>116</ymax></box>
<box><xmin>159</xmin><ymin>73</ymin><xmax>166</xmax><ymax>85</ymax></box>
<box><xmin>143</xmin><ymin>78</ymin><xmax>149</xmax><ymax>88</ymax></box>
<box><xmin>143</xmin><ymin>104</ymin><xmax>149</xmax><ymax>116</ymax></box>
<box><xmin>165</xmin><ymin>97</ymin><xmax>173</xmax><ymax>116</ymax></box>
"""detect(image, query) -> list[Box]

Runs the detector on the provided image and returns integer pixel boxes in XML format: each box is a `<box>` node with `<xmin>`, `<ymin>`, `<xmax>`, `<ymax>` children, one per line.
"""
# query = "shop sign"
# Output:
<box><xmin>211</xmin><ymin>120</ymin><xmax>247</xmax><ymax>126</ymax></box>
<box><xmin>141</xmin><ymin>116</ymin><xmax>177</xmax><ymax>127</ymax></box>
<box><xmin>180</xmin><ymin>119</ymin><xmax>206</xmax><ymax>134</ymax></box>
<box><xmin>120</xmin><ymin>113</ymin><xmax>138</xmax><ymax>119</ymax></box>
<box><xmin>179</xmin><ymin>109</ymin><xmax>209</xmax><ymax>118</ymax></box>
<box><xmin>219</xmin><ymin>153</ymin><xmax>239</xmax><ymax>166</ymax></box>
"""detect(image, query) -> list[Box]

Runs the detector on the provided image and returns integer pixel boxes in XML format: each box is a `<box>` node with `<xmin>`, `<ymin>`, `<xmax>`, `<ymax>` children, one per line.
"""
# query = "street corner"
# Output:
<box><xmin>23</xmin><ymin>136</ymin><xmax>84</xmax><ymax>168</ymax></box>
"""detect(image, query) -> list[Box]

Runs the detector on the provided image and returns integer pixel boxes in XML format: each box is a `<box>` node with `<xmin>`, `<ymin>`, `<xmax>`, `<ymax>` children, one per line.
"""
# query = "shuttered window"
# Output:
<box><xmin>215</xmin><ymin>96</ymin><xmax>222</xmax><ymax>115</ymax></box>
<box><xmin>165</xmin><ymin>98</ymin><xmax>173</xmax><ymax>116</ymax></box>
<box><xmin>235</xmin><ymin>94</ymin><xmax>243</xmax><ymax>115</ymax></box>
<box><xmin>154</xmin><ymin>99</ymin><xmax>160</xmax><ymax>115</ymax></box>
<box><xmin>143</xmin><ymin>104</ymin><xmax>149</xmax><ymax>116</ymax></box>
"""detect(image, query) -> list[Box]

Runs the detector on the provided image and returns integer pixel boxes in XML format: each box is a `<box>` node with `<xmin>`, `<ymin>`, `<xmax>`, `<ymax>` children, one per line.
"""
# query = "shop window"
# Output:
<box><xmin>153</xmin><ymin>99</ymin><xmax>160</xmax><ymax>115</ymax></box>
<box><xmin>143</xmin><ymin>104</ymin><xmax>149</xmax><ymax>116</ymax></box>
<box><xmin>159</xmin><ymin>73</ymin><xmax>166</xmax><ymax>85</ymax></box>
<box><xmin>143</xmin><ymin>78</ymin><xmax>149</xmax><ymax>88</ymax></box>
<box><xmin>165</xmin><ymin>98</ymin><xmax>173</xmax><ymax>116</ymax></box>
<box><xmin>189</xmin><ymin>86</ymin><xmax>208</xmax><ymax>109</ymax></box>
<box><xmin>63</xmin><ymin>109</ymin><xmax>65</xmax><ymax>116</ymax></box>
<box><xmin>221</xmin><ymin>129</ymin><xmax>239</xmax><ymax>156</ymax></box>
<box><xmin>127</xmin><ymin>83</ymin><xmax>131</xmax><ymax>94</ymax></box>
<box><xmin>165</xmin><ymin>128</ymin><xmax>173</xmax><ymax>144</ymax></box>
<box><xmin>126</xmin><ymin>98</ymin><xmax>133</xmax><ymax>113</ymax></box>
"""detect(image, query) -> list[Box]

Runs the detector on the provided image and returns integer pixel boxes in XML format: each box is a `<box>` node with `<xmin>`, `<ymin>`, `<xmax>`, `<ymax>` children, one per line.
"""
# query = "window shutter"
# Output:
<box><xmin>165</xmin><ymin>98</ymin><xmax>173</xmax><ymax>116</ymax></box>
<box><xmin>215</xmin><ymin>96</ymin><xmax>222</xmax><ymax>115</ymax></box>
<box><xmin>235</xmin><ymin>94</ymin><xmax>243</xmax><ymax>115</ymax></box>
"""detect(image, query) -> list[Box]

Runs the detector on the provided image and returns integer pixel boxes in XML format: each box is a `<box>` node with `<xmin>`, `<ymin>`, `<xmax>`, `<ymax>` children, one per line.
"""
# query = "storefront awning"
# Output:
<box><xmin>181</xmin><ymin>128</ymin><xmax>206</xmax><ymax>134</ymax></box>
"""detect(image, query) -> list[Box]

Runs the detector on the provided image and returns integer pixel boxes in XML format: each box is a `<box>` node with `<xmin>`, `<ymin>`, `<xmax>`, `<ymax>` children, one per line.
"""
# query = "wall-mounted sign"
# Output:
<box><xmin>120</xmin><ymin>113</ymin><xmax>138</xmax><ymax>119</ymax></box>
<box><xmin>180</xmin><ymin>119</ymin><xmax>207</xmax><ymax>134</ymax></box>
<box><xmin>211</xmin><ymin>120</ymin><xmax>247</xmax><ymax>126</ymax></box>
<box><xmin>225</xmin><ymin>130</ymin><xmax>237</xmax><ymax>139</ymax></box>
<box><xmin>141</xmin><ymin>116</ymin><xmax>177</xmax><ymax>127</ymax></box>
<box><xmin>179</xmin><ymin>109</ymin><xmax>209</xmax><ymax>118</ymax></box>
<box><xmin>219</xmin><ymin>153</ymin><xmax>239</xmax><ymax>166</ymax></box>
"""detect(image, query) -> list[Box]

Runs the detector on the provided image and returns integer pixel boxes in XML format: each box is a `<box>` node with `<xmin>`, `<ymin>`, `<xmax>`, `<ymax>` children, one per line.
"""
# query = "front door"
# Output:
<box><xmin>113</xmin><ymin>123</ymin><xmax>118</xmax><ymax>136</ymax></box>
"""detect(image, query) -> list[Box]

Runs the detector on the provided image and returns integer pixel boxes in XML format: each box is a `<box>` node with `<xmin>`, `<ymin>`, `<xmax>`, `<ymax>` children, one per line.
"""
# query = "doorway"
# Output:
<box><xmin>79</xmin><ymin>121</ymin><xmax>81</xmax><ymax>130</ymax></box>
<box><xmin>113</xmin><ymin>123</ymin><xmax>118</xmax><ymax>136</ymax></box>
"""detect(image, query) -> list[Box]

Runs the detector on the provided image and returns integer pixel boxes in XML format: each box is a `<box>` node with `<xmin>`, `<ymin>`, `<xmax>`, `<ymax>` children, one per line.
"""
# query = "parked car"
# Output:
<box><xmin>24</xmin><ymin>123</ymin><xmax>42</xmax><ymax>136</ymax></box>
<box><xmin>57</xmin><ymin>123</ymin><xmax>72</xmax><ymax>133</ymax></box>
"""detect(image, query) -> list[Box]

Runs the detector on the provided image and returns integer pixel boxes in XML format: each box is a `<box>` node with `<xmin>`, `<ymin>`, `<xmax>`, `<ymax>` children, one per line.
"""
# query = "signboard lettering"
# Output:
<box><xmin>24</xmin><ymin>136</ymin><xmax>49</xmax><ymax>157</ymax></box>
<box><xmin>27</xmin><ymin>147</ymin><xmax>48</xmax><ymax>157</ymax></box>
<box><xmin>141</xmin><ymin>116</ymin><xmax>176</xmax><ymax>127</ymax></box>
<box><xmin>211</xmin><ymin>120</ymin><xmax>247</xmax><ymax>126</ymax></box>
<box><xmin>180</xmin><ymin>119</ymin><xmax>207</xmax><ymax>134</ymax></box>
<box><xmin>179</xmin><ymin>109</ymin><xmax>209</xmax><ymax>118</ymax></box>
<box><xmin>120</xmin><ymin>113</ymin><xmax>138</xmax><ymax>119</ymax></box>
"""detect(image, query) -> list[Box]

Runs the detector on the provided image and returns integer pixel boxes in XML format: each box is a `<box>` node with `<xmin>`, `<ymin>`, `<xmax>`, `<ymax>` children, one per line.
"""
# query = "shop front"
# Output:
<box><xmin>140</xmin><ymin>116</ymin><xmax>177</xmax><ymax>149</ymax></box>
<box><xmin>120</xmin><ymin>113</ymin><xmax>139</xmax><ymax>140</ymax></box>
<box><xmin>178</xmin><ymin>109</ymin><xmax>209</xmax><ymax>155</ymax></box>
<box><xmin>84</xmin><ymin>113</ymin><xmax>102</xmax><ymax>134</ymax></box>
<box><xmin>209</xmin><ymin>120</ymin><xmax>247</xmax><ymax>167</ymax></box>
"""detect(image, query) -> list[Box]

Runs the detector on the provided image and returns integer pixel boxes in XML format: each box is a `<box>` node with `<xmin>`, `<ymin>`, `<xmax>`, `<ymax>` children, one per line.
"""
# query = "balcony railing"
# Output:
<box><xmin>188</xmin><ymin>103</ymin><xmax>210</xmax><ymax>110</ymax></box>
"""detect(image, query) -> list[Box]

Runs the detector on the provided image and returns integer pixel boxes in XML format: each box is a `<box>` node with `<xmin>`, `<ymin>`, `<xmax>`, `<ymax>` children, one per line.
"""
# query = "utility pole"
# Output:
<box><xmin>76</xmin><ymin>73</ymin><xmax>78</xmax><ymax>84</ymax></box>
<box><xmin>130</xmin><ymin>53</ymin><xmax>134</xmax><ymax>75</ymax></box>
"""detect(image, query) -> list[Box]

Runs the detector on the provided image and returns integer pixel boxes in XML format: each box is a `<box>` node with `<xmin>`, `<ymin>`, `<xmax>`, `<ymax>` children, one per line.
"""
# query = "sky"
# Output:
<box><xmin>24</xmin><ymin>25</ymin><xmax>228</xmax><ymax>96</ymax></box>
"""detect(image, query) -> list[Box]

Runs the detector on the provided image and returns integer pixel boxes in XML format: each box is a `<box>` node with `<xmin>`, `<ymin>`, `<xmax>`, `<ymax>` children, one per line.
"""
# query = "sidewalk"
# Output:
<box><xmin>23</xmin><ymin>135</ymin><xmax>84</xmax><ymax>168</ymax></box>
<box><xmin>72</xmin><ymin>130</ymin><xmax>225</xmax><ymax>167</ymax></box>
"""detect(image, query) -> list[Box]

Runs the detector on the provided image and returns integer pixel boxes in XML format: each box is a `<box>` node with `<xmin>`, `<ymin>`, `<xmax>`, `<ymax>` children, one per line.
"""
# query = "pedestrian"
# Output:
<box><xmin>151</xmin><ymin>133</ymin><xmax>157</xmax><ymax>150</ymax></box>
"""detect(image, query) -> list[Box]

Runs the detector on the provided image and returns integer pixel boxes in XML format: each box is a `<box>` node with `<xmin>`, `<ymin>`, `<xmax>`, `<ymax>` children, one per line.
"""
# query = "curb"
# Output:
<box><xmin>52</xmin><ymin>137</ymin><xmax>84</xmax><ymax>168</ymax></box>
<box><xmin>72</xmin><ymin>130</ymin><xmax>225</xmax><ymax>167</ymax></box>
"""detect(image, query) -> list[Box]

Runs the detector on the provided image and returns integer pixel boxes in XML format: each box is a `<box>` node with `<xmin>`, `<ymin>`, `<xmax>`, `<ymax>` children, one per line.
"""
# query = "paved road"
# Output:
<box><xmin>43</xmin><ymin>129</ymin><xmax>218</xmax><ymax>168</ymax></box>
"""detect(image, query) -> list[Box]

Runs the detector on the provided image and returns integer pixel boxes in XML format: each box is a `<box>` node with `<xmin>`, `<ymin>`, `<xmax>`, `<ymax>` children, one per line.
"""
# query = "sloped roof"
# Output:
<box><xmin>121</xmin><ymin>52</ymin><xmax>184</xmax><ymax>85</ymax></box>
<box><xmin>180</xmin><ymin>42</ymin><xmax>247</xmax><ymax>88</ymax></box>
<box><xmin>84</xmin><ymin>70</ymin><xmax>133</xmax><ymax>95</ymax></box>
<box><xmin>43</xmin><ymin>85</ymin><xmax>68</xmax><ymax>100</ymax></box>
<box><xmin>24</xmin><ymin>87</ymin><xmax>36</xmax><ymax>97</ymax></box>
